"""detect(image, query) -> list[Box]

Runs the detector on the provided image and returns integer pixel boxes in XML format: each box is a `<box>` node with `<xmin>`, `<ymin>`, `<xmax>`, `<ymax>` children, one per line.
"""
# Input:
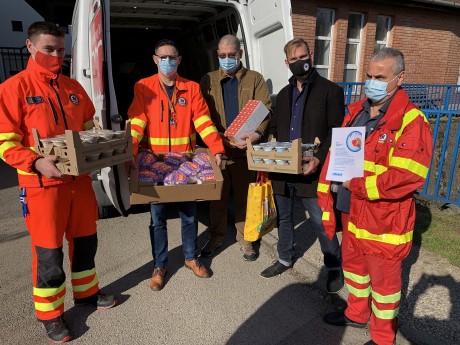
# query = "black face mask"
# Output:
<box><xmin>289</xmin><ymin>59</ymin><xmax>312</xmax><ymax>77</ymax></box>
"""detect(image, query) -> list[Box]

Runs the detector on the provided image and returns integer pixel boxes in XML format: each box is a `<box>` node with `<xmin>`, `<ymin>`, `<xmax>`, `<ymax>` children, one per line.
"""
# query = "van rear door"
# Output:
<box><xmin>89</xmin><ymin>0</ymin><xmax>130</xmax><ymax>215</ymax></box>
<box><xmin>244</xmin><ymin>0</ymin><xmax>293</xmax><ymax>99</ymax></box>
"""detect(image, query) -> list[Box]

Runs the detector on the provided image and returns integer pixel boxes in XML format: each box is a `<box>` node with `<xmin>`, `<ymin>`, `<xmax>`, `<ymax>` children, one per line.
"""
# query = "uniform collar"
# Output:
<box><xmin>26</xmin><ymin>56</ymin><xmax>60</xmax><ymax>83</ymax></box>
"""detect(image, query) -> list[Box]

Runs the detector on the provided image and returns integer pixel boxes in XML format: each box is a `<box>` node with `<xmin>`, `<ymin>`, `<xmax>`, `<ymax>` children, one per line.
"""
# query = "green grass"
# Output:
<box><xmin>414</xmin><ymin>200</ymin><xmax>460</xmax><ymax>267</ymax></box>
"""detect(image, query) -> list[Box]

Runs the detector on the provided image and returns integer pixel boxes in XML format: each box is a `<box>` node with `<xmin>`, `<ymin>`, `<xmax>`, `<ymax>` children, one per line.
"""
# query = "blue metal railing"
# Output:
<box><xmin>338</xmin><ymin>82</ymin><xmax>460</xmax><ymax>206</ymax></box>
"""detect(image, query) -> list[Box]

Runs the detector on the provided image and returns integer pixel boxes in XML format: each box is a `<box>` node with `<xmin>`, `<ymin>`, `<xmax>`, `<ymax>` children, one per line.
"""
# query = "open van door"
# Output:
<box><xmin>244</xmin><ymin>0</ymin><xmax>293</xmax><ymax>102</ymax></box>
<box><xmin>88</xmin><ymin>0</ymin><xmax>130</xmax><ymax>216</ymax></box>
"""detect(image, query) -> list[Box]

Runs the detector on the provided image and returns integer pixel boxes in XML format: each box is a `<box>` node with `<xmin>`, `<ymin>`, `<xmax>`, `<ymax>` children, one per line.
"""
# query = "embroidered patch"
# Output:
<box><xmin>378</xmin><ymin>133</ymin><xmax>388</xmax><ymax>144</ymax></box>
<box><xmin>25</xmin><ymin>96</ymin><xmax>44</xmax><ymax>104</ymax></box>
<box><xmin>69</xmin><ymin>94</ymin><xmax>80</xmax><ymax>104</ymax></box>
<box><xmin>178</xmin><ymin>97</ymin><xmax>186</xmax><ymax>106</ymax></box>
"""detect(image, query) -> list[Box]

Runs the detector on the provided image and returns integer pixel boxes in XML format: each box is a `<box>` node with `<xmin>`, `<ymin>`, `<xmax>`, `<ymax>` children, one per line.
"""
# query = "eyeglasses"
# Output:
<box><xmin>218</xmin><ymin>53</ymin><xmax>239</xmax><ymax>59</ymax></box>
<box><xmin>155</xmin><ymin>55</ymin><xmax>179</xmax><ymax>61</ymax></box>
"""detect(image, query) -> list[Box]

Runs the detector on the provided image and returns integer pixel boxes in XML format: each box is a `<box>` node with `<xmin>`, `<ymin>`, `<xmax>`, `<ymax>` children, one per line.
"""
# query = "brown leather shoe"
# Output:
<box><xmin>149</xmin><ymin>268</ymin><xmax>167</xmax><ymax>291</ymax></box>
<box><xmin>184</xmin><ymin>259</ymin><xmax>210</xmax><ymax>278</ymax></box>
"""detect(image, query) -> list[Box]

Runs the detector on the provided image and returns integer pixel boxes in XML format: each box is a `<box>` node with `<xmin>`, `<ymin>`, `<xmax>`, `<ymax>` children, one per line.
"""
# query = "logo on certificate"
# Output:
<box><xmin>346</xmin><ymin>131</ymin><xmax>363</xmax><ymax>152</ymax></box>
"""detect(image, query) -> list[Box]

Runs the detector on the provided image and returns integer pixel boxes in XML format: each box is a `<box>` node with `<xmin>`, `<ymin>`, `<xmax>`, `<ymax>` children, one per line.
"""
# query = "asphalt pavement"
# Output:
<box><xmin>1</xmin><ymin>160</ymin><xmax>459</xmax><ymax>345</ymax></box>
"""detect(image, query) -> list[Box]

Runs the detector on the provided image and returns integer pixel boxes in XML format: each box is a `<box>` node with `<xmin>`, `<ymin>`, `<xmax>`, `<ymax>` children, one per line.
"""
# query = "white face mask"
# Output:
<box><xmin>364</xmin><ymin>74</ymin><xmax>399</xmax><ymax>102</ymax></box>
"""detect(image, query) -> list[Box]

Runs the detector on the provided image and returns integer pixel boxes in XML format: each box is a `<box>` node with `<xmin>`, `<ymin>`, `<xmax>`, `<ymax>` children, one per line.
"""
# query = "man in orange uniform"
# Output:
<box><xmin>0</xmin><ymin>22</ymin><xmax>116</xmax><ymax>343</ymax></box>
<box><xmin>317</xmin><ymin>48</ymin><xmax>433</xmax><ymax>345</ymax></box>
<box><xmin>128</xmin><ymin>39</ymin><xmax>225</xmax><ymax>291</ymax></box>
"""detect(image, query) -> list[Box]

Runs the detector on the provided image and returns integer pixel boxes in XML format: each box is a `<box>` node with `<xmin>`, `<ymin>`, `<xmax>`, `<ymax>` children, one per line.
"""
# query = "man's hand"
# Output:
<box><xmin>219</xmin><ymin>132</ymin><xmax>233</xmax><ymax>148</ymax></box>
<box><xmin>34</xmin><ymin>156</ymin><xmax>64</xmax><ymax>178</ymax></box>
<box><xmin>214</xmin><ymin>153</ymin><xmax>222</xmax><ymax>167</ymax></box>
<box><xmin>342</xmin><ymin>180</ymin><xmax>351</xmax><ymax>190</ymax></box>
<box><xmin>301</xmin><ymin>156</ymin><xmax>320</xmax><ymax>176</ymax></box>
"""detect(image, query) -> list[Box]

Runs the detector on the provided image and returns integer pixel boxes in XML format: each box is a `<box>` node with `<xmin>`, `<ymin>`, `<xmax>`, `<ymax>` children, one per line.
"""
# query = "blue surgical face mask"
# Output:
<box><xmin>158</xmin><ymin>58</ymin><xmax>177</xmax><ymax>77</ymax></box>
<box><xmin>364</xmin><ymin>74</ymin><xmax>399</xmax><ymax>102</ymax></box>
<box><xmin>219</xmin><ymin>57</ymin><xmax>239</xmax><ymax>73</ymax></box>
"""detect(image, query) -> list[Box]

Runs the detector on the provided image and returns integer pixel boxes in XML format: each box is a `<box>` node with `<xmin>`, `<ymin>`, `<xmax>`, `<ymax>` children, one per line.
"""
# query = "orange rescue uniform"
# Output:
<box><xmin>317</xmin><ymin>88</ymin><xmax>433</xmax><ymax>345</ymax></box>
<box><xmin>0</xmin><ymin>57</ymin><xmax>100</xmax><ymax>321</ymax></box>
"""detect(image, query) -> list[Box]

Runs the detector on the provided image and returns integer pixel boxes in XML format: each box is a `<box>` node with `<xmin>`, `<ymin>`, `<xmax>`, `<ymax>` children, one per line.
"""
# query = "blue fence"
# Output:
<box><xmin>337</xmin><ymin>82</ymin><xmax>460</xmax><ymax>206</ymax></box>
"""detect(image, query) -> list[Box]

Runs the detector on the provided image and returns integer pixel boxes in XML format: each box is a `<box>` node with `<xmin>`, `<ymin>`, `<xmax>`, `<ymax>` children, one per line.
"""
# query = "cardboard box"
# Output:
<box><xmin>246</xmin><ymin>138</ymin><xmax>304</xmax><ymax>174</ymax></box>
<box><xmin>130</xmin><ymin>149</ymin><xmax>223</xmax><ymax>204</ymax></box>
<box><xmin>226</xmin><ymin>100</ymin><xmax>269</xmax><ymax>143</ymax></box>
<box><xmin>32</xmin><ymin>123</ymin><xmax>133</xmax><ymax>176</ymax></box>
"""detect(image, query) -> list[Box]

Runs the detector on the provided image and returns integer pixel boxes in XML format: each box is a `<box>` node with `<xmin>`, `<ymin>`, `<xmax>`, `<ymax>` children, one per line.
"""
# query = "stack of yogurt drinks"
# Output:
<box><xmin>252</xmin><ymin>141</ymin><xmax>317</xmax><ymax>165</ymax></box>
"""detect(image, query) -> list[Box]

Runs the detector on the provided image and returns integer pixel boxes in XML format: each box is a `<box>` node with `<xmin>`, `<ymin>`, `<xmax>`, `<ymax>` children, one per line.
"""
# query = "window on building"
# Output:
<box><xmin>314</xmin><ymin>8</ymin><xmax>334</xmax><ymax>79</ymax></box>
<box><xmin>375</xmin><ymin>16</ymin><xmax>391</xmax><ymax>52</ymax></box>
<box><xmin>11</xmin><ymin>21</ymin><xmax>23</xmax><ymax>32</ymax></box>
<box><xmin>343</xmin><ymin>12</ymin><xmax>364</xmax><ymax>82</ymax></box>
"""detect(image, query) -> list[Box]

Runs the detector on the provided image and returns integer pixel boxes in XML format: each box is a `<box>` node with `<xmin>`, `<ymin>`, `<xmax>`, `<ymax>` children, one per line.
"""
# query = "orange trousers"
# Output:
<box><xmin>24</xmin><ymin>175</ymin><xmax>99</xmax><ymax>321</ymax></box>
<box><xmin>341</xmin><ymin>213</ymin><xmax>401</xmax><ymax>345</ymax></box>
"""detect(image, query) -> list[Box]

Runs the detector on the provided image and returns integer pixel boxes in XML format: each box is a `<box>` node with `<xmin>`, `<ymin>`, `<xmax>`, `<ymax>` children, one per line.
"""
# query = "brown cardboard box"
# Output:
<box><xmin>246</xmin><ymin>138</ymin><xmax>303</xmax><ymax>174</ymax></box>
<box><xmin>32</xmin><ymin>123</ymin><xmax>133</xmax><ymax>176</ymax></box>
<box><xmin>130</xmin><ymin>149</ymin><xmax>223</xmax><ymax>204</ymax></box>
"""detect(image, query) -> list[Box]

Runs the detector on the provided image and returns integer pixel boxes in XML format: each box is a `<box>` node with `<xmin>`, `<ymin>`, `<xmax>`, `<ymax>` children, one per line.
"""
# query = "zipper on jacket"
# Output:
<box><xmin>48</xmin><ymin>98</ymin><xmax>59</xmax><ymax>125</ymax></box>
<box><xmin>49</xmin><ymin>79</ymin><xmax>69</xmax><ymax>129</ymax></box>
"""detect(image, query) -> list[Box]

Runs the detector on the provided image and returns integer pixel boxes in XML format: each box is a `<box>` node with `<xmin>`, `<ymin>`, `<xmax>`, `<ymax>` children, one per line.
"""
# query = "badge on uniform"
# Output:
<box><xmin>178</xmin><ymin>97</ymin><xmax>186</xmax><ymax>106</ymax></box>
<box><xmin>26</xmin><ymin>96</ymin><xmax>44</xmax><ymax>104</ymax></box>
<box><xmin>69</xmin><ymin>94</ymin><xmax>80</xmax><ymax>104</ymax></box>
<box><xmin>378</xmin><ymin>133</ymin><xmax>388</xmax><ymax>144</ymax></box>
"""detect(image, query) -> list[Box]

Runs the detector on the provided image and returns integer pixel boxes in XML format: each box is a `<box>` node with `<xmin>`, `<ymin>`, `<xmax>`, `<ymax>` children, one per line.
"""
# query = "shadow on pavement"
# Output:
<box><xmin>400</xmin><ymin>273</ymin><xmax>460</xmax><ymax>345</ymax></box>
<box><xmin>225</xmin><ymin>283</ymin><xmax>347</xmax><ymax>345</ymax></box>
<box><xmin>0</xmin><ymin>160</ymin><xmax>18</xmax><ymax>190</ymax></box>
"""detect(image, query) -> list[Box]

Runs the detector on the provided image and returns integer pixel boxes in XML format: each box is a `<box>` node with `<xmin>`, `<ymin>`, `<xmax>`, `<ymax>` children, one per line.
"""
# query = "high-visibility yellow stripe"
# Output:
<box><xmin>131</xmin><ymin>130</ymin><xmax>143</xmax><ymax>142</ymax></box>
<box><xmin>72</xmin><ymin>275</ymin><xmax>99</xmax><ymax>293</ymax></box>
<box><xmin>18</xmin><ymin>169</ymin><xmax>36</xmax><ymax>175</ymax></box>
<box><xmin>35</xmin><ymin>295</ymin><xmax>65</xmax><ymax>312</ymax></box>
<box><xmin>149</xmin><ymin>134</ymin><xmax>195</xmax><ymax>146</ymax></box>
<box><xmin>365</xmin><ymin>175</ymin><xmax>379</xmax><ymax>200</ymax></box>
<box><xmin>343</xmin><ymin>270</ymin><xmax>370</xmax><ymax>284</ymax></box>
<box><xmin>322</xmin><ymin>211</ymin><xmax>330</xmax><ymax>221</ymax></box>
<box><xmin>317</xmin><ymin>183</ymin><xmax>329</xmax><ymax>193</ymax></box>
<box><xmin>364</xmin><ymin>161</ymin><xmax>387</xmax><ymax>175</ymax></box>
<box><xmin>348</xmin><ymin>222</ymin><xmax>413</xmax><ymax>245</ymax></box>
<box><xmin>199</xmin><ymin>126</ymin><xmax>218</xmax><ymax>140</ymax></box>
<box><xmin>347</xmin><ymin>283</ymin><xmax>371</xmax><ymax>298</ymax></box>
<box><xmin>371</xmin><ymin>302</ymin><xmax>399</xmax><ymax>319</ymax></box>
<box><xmin>33</xmin><ymin>282</ymin><xmax>66</xmax><ymax>298</ymax></box>
<box><xmin>130</xmin><ymin>118</ymin><xmax>146</xmax><ymax>129</ymax></box>
<box><xmin>71</xmin><ymin>268</ymin><xmax>96</xmax><ymax>280</ymax></box>
<box><xmin>0</xmin><ymin>132</ymin><xmax>22</xmax><ymax>141</ymax></box>
<box><xmin>389</xmin><ymin>157</ymin><xmax>429</xmax><ymax>178</ymax></box>
<box><xmin>372</xmin><ymin>290</ymin><xmax>401</xmax><ymax>304</ymax></box>
<box><xmin>194</xmin><ymin>115</ymin><xmax>212</xmax><ymax>128</ymax></box>
<box><xmin>83</xmin><ymin>120</ymin><xmax>94</xmax><ymax>130</ymax></box>
<box><xmin>0</xmin><ymin>141</ymin><xmax>20</xmax><ymax>158</ymax></box>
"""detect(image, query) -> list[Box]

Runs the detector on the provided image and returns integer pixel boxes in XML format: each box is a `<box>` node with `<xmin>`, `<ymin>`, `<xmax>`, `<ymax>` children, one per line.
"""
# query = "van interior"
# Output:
<box><xmin>108</xmin><ymin>1</ymin><xmax>245</xmax><ymax>118</ymax></box>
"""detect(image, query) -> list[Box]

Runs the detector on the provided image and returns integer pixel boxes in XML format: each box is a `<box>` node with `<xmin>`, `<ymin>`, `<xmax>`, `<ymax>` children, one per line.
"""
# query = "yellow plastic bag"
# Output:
<box><xmin>244</xmin><ymin>172</ymin><xmax>277</xmax><ymax>241</ymax></box>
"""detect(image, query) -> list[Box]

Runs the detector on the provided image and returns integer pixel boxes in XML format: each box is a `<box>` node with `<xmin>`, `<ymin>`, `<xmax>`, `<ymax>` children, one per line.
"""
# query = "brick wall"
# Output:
<box><xmin>290</xmin><ymin>0</ymin><xmax>460</xmax><ymax>84</ymax></box>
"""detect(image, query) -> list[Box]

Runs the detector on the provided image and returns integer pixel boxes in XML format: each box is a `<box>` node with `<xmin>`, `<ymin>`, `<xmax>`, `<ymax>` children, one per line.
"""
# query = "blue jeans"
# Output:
<box><xmin>149</xmin><ymin>202</ymin><xmax>198</xmax><ymax>268</ymax></box>
<box><xmin>275</xmin><ymin>183</ymin><xmax>342</xmax><ymax>269</ymax></box>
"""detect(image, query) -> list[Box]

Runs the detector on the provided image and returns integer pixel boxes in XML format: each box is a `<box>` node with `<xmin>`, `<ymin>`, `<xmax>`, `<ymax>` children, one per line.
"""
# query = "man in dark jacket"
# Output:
<box><xmin>260</xmin><ymin>38</ymin><xmax>345</xmax><ymax>293</ymax></box>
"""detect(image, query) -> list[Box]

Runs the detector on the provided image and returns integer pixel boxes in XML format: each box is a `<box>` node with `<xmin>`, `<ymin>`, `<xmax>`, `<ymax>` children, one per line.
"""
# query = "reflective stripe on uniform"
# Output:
<box><xmin>0</xmin><ymin>141</ymin><xmax>20</xmax><ymax>158</ymax></box>
<box><xmin>371</xmin><ymin>302</ymin><xmax>399</xmax><ymax>319</ymax></box>
<box><xmin>199</xmin><ymin>126</ymin><xmax>218</xmax><ymax>140</ymax></box>
<box><xmin>364</xmin><ymin>160</ymin><xmax>387</xmax><ymax>175</ymax></box>
<box><xmin>131</xmin><ymin>129</ymin><xmax>143</xmax><ymax>142</ymax></box>
<box><xmin>149</xmin><ymin>134</ymin><xmax>195</xmax><ymax>146</ymax></box>
<box><xmin>389</xmin><ymin>156</ymin><xmax>429</xmax><ymax>178</ymax></box>
<box><xmin>343</xmin><ymin>270</ymin><xmax>370</xmax><ymax>284</ymax></box>
<box><xmin>193</xmin><ymin>115</ymin><xmax>212</xmax><ymax>128</ymax></box>
<box><xmin>34</xmin><ymin>295</ymin><xmax>65</xmax><ymax>312</ymax></box>
<box><xmin>322</xmin><ymin>211</ymin><xmax>330</xmax><ymax>221</ymax></box>
<box><xmin>365</xmin><ymin>175</ymin><xmax>379</xmax><ymax>200</ymax></box>
<box><xmin>347</xmin><ymin>283</ymin><xmax>372</xmax><ymax>298</ymax></box>
<box><xmin>0</xmin><ymin>132</ymin><xmax>22</xmax><ymax>141</ymax></box>
<box><xmin>348</xmin><ymin>222</ymin><xmax>413</xmax><ymax>245</ymax></box>
<box><xmin>130</xmin><ymin>118</ymin><xmax>146</xmax><ymax>129</ymax></box>
<box><xmin>33</xmin><ymin>282</ymin><xmax>66</xmax><ymax>298</ymax></box>
<box><xmin>72</xmin><ymin>274</ymin><xmax>99</xmax><ymax>293</ymax></box>
<box><xmin>317</xmin><ymin>183</ymin><xmax>329</xmax><ymax>193</ymax></box>
<box><xmin>372</xmin><ymin>289</ymin><xmax>401</xmax><ymax>304</ymax></box>
<box><xmin>71</xmin><ymin>268</ymin><xmax>96</xmax><ymax>280</ymax></box>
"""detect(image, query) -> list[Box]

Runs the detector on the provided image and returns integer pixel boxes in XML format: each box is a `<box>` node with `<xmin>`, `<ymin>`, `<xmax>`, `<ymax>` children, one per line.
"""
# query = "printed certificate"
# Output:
<box><xmin>326</xmin><ymin>126</ymin><xmax>365</xmax><ymax>182</ymax></box>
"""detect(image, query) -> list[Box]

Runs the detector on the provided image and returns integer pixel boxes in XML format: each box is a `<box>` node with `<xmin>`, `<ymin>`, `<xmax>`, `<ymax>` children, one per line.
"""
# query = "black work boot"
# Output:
<box><xmin>43</xmin><ymin>316</ymin><xmax>73</xmax><ymax>343</ymax></box>
<box><xmin>74</xmin><ymin>293</ymin><xmax>117</xmax><ymax>310</ymax></box>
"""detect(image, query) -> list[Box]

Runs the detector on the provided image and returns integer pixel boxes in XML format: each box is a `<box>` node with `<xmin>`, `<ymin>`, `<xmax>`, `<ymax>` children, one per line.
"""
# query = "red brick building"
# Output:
<box><xmin>291</xmin><ymin>0</ymin><xmax>460</xmax><ymax>84</ymax></box>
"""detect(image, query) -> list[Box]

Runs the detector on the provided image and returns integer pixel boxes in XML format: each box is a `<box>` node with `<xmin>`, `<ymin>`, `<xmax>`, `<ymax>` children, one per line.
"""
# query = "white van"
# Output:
<box><xmin>71</xmin><ymin>0</ymin><xmax>293</xmax><ymax>216</ymax></box>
